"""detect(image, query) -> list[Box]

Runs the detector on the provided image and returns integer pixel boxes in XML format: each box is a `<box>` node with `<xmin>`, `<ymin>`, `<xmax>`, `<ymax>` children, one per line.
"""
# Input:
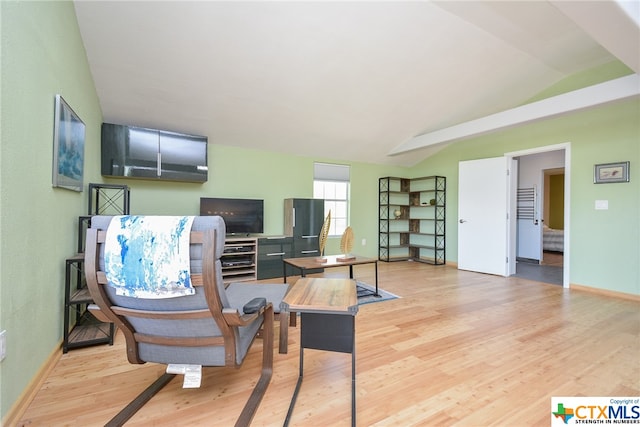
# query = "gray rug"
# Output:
<box><xmin>356</xmin><ymin>281</ymin><xmax>399</xmax><ymax>305</ymax></box>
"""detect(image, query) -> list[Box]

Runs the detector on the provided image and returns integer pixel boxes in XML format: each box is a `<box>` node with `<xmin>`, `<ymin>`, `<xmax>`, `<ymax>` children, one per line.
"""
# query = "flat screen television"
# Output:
<box><xmin>200</xmin><ymin>197</ymin><xmax>264</xmax><ymax>235</ymax></box>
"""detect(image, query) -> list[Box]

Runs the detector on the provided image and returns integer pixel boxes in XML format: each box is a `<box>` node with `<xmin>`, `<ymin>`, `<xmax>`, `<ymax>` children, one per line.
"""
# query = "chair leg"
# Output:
<box><xmin>106</xmin><ymin>372</ymin><xmax>176</xmax><ymax>427</ymax></box>
<box><xmin>235</xmin><ymin>306</ymin><xmax>274</xmax><ymax>427</ymax></box>
<box><xmin>279</xmin><ymin>312</ymin><xmax>288</xmax><ymax>354</ymax></box>
<box><xmin>274</xmin><ymin>311</ymin><xmax>297</xmax><ymax>354</ymax></box>
<box><xmin>105</xmin><ymin>310</ymin><xmax>274</xmax><ymax>427</ymax></box>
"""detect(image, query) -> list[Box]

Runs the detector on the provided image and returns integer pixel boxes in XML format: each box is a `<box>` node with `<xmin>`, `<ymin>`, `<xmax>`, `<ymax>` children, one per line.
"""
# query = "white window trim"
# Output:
<box><xmin>313</xmin><ymin>163</ymin><xmax>350</xmax><ymax>237</ymax></box>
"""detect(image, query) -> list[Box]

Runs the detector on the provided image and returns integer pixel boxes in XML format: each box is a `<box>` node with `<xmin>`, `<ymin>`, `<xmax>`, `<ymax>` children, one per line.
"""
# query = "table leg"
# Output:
<box><xmin>283</xmin><ymin>348</ymin><xmax>304</xmax><ymax>427</ymax></box>
<box><xmin>352</xmin><ymin>261</ymin><xmax>380</xmax><ymax>298</ymax></box>
<box><xmin>286</xmin><ymin>313</ymin><xmax>355</xmax><ymax>425</ymax></box>
<box><xmin>374</xmin><ymin>261</ymin><xmax>380</xmax><ymax>297</ymax></box>
<box><xmin>351</xmin><ymin>322</ymin><xmax>356</xmax><ymax>427</ymax></box>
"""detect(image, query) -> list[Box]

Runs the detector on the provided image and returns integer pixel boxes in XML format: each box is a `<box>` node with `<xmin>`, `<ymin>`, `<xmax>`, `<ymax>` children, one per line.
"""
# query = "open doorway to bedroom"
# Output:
<box><xmin>512</xmin><ymin>148</ymin><xmax>567</xmax><ymax>286</ymax></box>
<box><xmin>541</xmin><ymin>167</ymin><xmax>565</xmax><ymax>269</ymax></box>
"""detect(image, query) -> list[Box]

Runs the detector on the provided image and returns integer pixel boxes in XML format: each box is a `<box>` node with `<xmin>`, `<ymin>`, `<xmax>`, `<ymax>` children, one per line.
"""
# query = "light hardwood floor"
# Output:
<box><xmin>17</xmin><ymin>261</ymin><xmax>639</xmax><ymax>426</ymax></box>
<box><xmin>541</xmin><ymin>251</ymin><xmax>563</xmax><ymax>267</ymax></box>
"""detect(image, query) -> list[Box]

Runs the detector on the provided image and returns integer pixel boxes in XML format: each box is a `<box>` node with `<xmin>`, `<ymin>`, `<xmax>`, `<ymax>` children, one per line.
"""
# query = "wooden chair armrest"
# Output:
<box><xmin>222</xmin><ymin>303</ymin><xmax>273</xmax><ymax>326</ymax></box>
<box><xmin>88</xmin><ymin>304</ymin><xmax>112</xmax><ymax>323</ymax></box>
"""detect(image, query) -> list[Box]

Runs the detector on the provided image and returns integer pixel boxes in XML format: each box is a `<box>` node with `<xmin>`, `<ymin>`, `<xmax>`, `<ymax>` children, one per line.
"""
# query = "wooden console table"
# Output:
<box><xmin>280</xmin><ymin>278</ymin><xmax>359</xmax><ymax>427</ymax></box>
<box><xmin>283</xmin><ymin>254</ymin><xmax>379</xmax><ymax>297</ymax></box>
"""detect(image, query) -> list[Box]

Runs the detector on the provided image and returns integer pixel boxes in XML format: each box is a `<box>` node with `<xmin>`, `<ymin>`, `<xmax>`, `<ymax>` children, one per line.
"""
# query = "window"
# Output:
<box><xmin>313</xmin><ymin>162</ymin><xmax>350</xmax><ymax>236</ymax></box>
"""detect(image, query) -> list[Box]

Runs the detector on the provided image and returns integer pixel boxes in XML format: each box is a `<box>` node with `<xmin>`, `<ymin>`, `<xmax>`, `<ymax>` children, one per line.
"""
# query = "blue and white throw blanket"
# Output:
<box><xmin>104</xmin><ymin>216</ymin><xmax>196</xmax><ymax>298</ymax></box>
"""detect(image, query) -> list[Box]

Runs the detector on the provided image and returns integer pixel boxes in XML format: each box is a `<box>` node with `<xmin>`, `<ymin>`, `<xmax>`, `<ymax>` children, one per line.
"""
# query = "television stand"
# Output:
<box><xmin>221</xmin><ymin>237</ymin><xmax>257</xmax><ymax>285</ymax></box>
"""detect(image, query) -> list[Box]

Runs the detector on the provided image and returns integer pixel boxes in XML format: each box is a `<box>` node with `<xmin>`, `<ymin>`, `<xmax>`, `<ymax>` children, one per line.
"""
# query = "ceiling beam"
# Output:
<box><xmin>389</xmin><ymin>74</ymin><xmax>640</xmax><ymax>156</ymax></box>
<box><xmin>550</xmin><ymin>0</ymin><xmax>640</xmax><ymax>73</ymax></box>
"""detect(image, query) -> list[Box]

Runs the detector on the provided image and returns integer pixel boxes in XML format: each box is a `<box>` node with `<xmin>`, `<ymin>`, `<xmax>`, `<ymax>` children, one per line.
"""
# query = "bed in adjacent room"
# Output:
<box><xmin>542</xmin><ymin>225</ymin><xmax>564</xmax><ymax>252</ymax></box>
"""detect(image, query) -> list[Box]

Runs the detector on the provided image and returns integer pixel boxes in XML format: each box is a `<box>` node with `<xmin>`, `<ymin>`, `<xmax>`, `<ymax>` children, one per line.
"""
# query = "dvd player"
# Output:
<box><xmin>223</xmin><ymin>246</ymin><xmax>252</xmax><ymax>253</ymax></box>
<box><xmin>222</xmin><ymin>260</ymin><xmax>253</xmax><ymax>267</ymax></box>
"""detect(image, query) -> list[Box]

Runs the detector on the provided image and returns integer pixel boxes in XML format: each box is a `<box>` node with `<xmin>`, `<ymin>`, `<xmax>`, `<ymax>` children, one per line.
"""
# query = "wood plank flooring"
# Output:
<box><xmin>542</xmin><ymin>251</ymin><xmax>563</xmax><ymax>267</ymax></box>
<box><xmin>16</xmin><ymin>261</ymin><xmax>639</xmax><ymax>426</ymax></box>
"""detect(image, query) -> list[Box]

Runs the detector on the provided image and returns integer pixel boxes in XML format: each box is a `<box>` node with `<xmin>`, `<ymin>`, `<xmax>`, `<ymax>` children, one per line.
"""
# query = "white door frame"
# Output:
<box><xmin>505</xmin><ymin>142</ymin><xmax>571</xmax><ymax>288</ymax></box>
<box><xmin>508</xmin><ymin>158</ymin><xmax>518</xmax><ymax>275</ymax></box>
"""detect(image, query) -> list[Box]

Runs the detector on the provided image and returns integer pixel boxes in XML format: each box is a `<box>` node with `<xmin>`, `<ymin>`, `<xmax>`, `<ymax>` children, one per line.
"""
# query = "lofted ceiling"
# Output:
<box><xmin>73</xmin><ymin>1</ymin><xmax>639</xmax><ymax>167</ymax></box>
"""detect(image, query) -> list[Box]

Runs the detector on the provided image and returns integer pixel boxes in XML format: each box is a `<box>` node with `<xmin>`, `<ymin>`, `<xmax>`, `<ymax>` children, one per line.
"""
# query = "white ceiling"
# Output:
<box><xmin>73</xmin><ymin>1</ymin><xmax>638</xmax><ymax>167</ymax></box>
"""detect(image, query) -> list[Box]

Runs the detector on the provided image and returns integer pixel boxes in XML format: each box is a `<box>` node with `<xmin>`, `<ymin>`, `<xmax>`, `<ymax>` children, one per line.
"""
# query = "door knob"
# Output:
<box><xmin>459</xmin><ymin>219</ymin><xmax>467</xmax><ymax>223</ymax></box>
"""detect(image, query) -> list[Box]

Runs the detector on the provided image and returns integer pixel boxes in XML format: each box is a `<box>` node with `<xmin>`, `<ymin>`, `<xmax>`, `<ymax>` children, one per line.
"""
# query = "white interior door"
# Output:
<box><xmin>458</xmin><ymin>157</ymin><xmax>509</xmax><ymax>276</ymax></box>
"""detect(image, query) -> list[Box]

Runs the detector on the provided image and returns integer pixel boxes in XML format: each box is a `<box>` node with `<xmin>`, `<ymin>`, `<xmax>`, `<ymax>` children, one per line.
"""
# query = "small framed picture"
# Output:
<box><xmin>52</xmin><ymin>95</ymin><xmax>85</xmax><ymax>191</ymax></box>
<box><xmin>594</xmin><ymin>161</ymin><xmax>629</xmax><ymax>184</ymax></box>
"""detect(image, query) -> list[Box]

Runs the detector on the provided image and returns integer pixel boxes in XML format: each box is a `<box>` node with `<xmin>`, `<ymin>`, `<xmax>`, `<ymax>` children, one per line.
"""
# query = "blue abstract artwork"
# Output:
<box><xmin>104</xmin><ymin>216</ymin><xmax>196</xmax><ymax>298</ymax></box>
<box><xmin>52</xmin><ymin>95</ymin><xmax>85</xmax><ymax>191</ymax></box>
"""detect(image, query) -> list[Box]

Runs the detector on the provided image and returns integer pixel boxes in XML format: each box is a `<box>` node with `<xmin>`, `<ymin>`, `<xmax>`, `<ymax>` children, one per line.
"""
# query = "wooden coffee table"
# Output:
<box><xmin>280</xmin><ymin>277</ymin><xmax>359</xmax><ymax>427</ymax></box>
<box><xmin>283</xmin><ymin>254</ymin><xmax>379</xmax><ymax>297</ymax></box>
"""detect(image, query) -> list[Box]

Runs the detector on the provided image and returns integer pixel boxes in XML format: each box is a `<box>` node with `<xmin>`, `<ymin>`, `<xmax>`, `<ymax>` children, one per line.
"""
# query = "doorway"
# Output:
<box><xmin>508</xmin><ymin>144</ymin><xmax>570</xmax><ymax>288</ymax></box>
<box><xmin>542</xmin><ymin>168</ymin><xmax>565</xmax><ymax>268</ymax></box>
<box><xmin>456</xmin><ymin>143</ymin><xmax>570</xmax><ymax>288</ymax></box>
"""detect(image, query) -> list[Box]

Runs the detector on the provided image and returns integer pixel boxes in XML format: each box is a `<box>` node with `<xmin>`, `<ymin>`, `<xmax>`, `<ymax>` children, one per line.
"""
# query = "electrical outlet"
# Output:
<box><xmin>0</xmin><ymin>330</ymin><xmax>6</xmax><ymax>362</ymax></box>
<box><xmin>595</xmin><ymin>200</ymin><xmax>608</xmax><ymax>210</ymax></box>
<box><xmin>361</xmin><ymin>238</ymin><xmax>366</xmax><ymax>246</ymax></box>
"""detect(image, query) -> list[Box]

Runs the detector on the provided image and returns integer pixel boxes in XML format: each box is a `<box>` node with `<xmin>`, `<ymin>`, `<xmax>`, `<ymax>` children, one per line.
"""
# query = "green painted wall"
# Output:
<box><xmin>0</xmin><ymin>1</ymin><xmax>104</xmax><ymax>419</ymax></box>
<box><xmin>107</xmin><ymin>145</ymin><xmax>406</xmax><ymax>256</ymax></box>
<box><xmin>411</xmin><ymin>98</ymin><xmax>640</xmax><ymax>295</ymax></box>
<box><xmin>1</xmin><ymin>1</ymin><xmax>638</xmax><ymax>422</ymax></box>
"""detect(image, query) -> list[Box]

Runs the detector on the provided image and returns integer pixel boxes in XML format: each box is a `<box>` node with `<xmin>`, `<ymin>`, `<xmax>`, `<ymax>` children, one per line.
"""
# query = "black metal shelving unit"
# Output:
<box><xmin>378</xmin><ymin>176</ymin><xmax>446</xmax><ymax>265</ymax></box>
<box><xmin>63</xmin><ymin>254</ymin><xmax>115</xmax><ymax>353</ymax></box>
<box><xmin>88</xmin><ymin>183</ymin><xmax>130</xmax><ymax>216</ymax></box>
<box><xmin>63</xmin><ymin>183</ymin><xmax>130</xmax><ymax>352</ymax></box>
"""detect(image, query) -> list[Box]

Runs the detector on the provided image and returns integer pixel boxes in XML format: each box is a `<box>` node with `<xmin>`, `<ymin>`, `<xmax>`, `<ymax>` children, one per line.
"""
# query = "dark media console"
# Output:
<box><xmin>204</xmin><ymin>197</ymin><xmax>326</xmax><ymax>281</ymax></box>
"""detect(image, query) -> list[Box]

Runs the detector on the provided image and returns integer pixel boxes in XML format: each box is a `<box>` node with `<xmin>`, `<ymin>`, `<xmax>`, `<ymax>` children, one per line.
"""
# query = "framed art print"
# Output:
<box><xmin>52</xmin><ymin>94</ymin><xmax>85</xmax><ymax>192</ymax></box>
<box><xmin>594</xmin><ymin>161</ymin><xmax>630</xmax><ymax>184</ymax></box>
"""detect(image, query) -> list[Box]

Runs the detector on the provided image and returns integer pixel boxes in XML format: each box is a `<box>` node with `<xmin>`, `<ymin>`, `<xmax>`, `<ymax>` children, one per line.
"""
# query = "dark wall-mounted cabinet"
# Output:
<box><xmin>101</xmin><ymin>123</ymin><xmax>208</xmax><ymax>183</ymax></box>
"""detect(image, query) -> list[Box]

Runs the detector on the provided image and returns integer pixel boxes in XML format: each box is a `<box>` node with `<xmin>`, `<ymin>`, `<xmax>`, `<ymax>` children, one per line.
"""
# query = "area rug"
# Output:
<box><xmin>356</xmin><ymin>281</ymin><xmax>399</xmax><ymax>305</ymax></box>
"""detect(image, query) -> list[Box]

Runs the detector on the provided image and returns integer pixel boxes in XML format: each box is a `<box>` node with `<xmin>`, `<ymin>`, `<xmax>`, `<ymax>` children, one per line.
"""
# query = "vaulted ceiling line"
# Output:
<box><xmin>389</xmin><ymin>74</ymin><xmax>640</xmax><ymax>156</ymax></box>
